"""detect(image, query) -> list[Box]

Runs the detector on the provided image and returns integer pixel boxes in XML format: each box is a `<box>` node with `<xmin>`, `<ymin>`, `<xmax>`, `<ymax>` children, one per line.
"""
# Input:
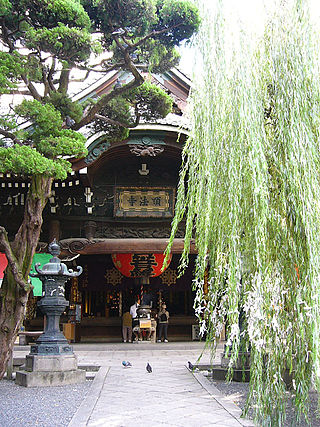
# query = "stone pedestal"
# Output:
<box><xmin>15</xmin><ymin>353</ymin><xmax>85</xmax><ymax>387</ymax></box>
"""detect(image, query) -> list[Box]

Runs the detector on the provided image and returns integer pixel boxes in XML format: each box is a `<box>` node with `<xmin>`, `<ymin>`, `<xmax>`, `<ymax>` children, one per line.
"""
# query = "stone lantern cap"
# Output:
<box><xmin>30</xmin><ymin>239</ymin><xmax>82</xmax><ymax>278</ymax></box>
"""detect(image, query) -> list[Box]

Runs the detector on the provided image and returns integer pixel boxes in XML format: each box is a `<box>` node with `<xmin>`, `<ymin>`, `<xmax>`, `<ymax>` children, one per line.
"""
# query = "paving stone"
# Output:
<box><xmin>14</xmin><ymin>342</ymin><xmax>254</xmax><ymax>427</ymax></box>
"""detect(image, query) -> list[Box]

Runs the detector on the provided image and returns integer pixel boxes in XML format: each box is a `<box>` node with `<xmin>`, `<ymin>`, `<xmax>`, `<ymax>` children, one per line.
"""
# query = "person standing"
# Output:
<box><xmin>122</xmin><ymin>309</ymin><xmax>132</xmax><ymax>343</ymax></box>
<box><xmin>130</xmin><ymin>298</ymin><xmax>140</xmax><ymax>320</ymax></box>
<box><xmin>157</xmin><ymin>303</ymin><xmax>169</xmax><ymax>342</ymax></box>
<box><xmin>130</xmin><ymin>298</ymin><xmax>141</xmax><ymax>341</ymax></box>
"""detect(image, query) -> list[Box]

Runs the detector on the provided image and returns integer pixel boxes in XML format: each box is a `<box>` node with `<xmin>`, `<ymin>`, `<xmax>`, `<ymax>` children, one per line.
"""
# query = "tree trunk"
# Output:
<box><xmin>0</xmin><ymin>175</ymin><xmax>52</xmax><ymax>379</ymax></box>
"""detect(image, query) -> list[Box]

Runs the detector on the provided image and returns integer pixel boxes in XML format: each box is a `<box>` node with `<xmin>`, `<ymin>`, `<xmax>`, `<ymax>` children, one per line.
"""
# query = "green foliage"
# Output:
<box><xmin>91</xmin><ymin>82</ymin><xmax>172</xmax><ymax>137</ymax></box>
<box><xmin>25</xmin><ymin>24</ymin><xmax>93</xmax><ymax>62</ymax></box>
<box><xmin>45</xmin><ymin>92</ymin><xmax>83</xmax><ymax>123</ymax></box>
<box><xmin>0</xmin><ymin>0</ymin><xmax>10</xmax><ymax>15</ymax></box>
<box><xmin>9</xmin><ymin>100</ymin><xmax>87</xmax><ymax>177</ymax></box>
<box><xmin>0</xmin><ymin>52</ymin><xmax>23</xmax><ymax>94</ymax></box>
<box><xmin>84</xmin><ymin>0</ymin><xmax>158</xmax><ymax>38</ymax></box>
<box><xmin>37</xmin><ymin>131</ymin><xmax>87</xmax><ymax>158</ymax></box>
<box><xmin>15</xmin><ymin>100</ymin><xmax>63</xmax><ymax>140</ymax></box>
<box><xmin>167</xmin><ymin>0</ymin><xmax>320</xmax><ymax>425</ymax></box>
<box><xmin>131</xmin><ymin>81</ymin><xmax>172</xmax><ymax>120</ymax></box>
<box><xmin>0</xmin><ymin>0</ymin><xmax>197</xmax><ymax>179</ymax></box>
<box><xmin>83</xmin><ymin>0</ymin><xmax>200</xmax><ymax>64</ymax></box>
<box><xmin>21</xmin><ymin>55</ymin><xmax>43</xmax><ymax>82</ymax></box>
<box><xmin>0</xmin><ymin>145</ymin><xmax>72</xmax><ymax>179</ymax></box>
<box><xmin>136</xmin><ymin>39</ymin><xmax>180</xmax><ymax>72</ymax></box>
<box><xmin>17</xmin><ymin>0</ymin><xmax>91</xmax><ymax>29</ymax></box>
<box><xmin>90</xmin><ymin>96</ymin><xmax>131</xmax><ymax>141</ymax></box>
<box><xmin>154</xmin><ymin>0</ymin><xmax>200</xmax><ymax>46</ymax></box>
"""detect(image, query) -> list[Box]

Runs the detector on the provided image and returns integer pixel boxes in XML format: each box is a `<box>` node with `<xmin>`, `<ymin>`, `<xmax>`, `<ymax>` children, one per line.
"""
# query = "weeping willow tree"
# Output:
<box><xmin>167</xmin><ymin>0</ymin><xmax>320</xmax><ymax>425</ymax></box>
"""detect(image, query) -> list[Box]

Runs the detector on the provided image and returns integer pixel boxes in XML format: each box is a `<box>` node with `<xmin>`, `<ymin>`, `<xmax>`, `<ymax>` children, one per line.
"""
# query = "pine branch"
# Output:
<box><xmin>0</xmin><ymin>19</ymin><xmax>15</xmax><ymax>52</ymax></box>
<box><xmin>95</xmin><ymin>113</ymin><xmax>140</xmax><ymax>128</ymax></box>
<box><xmin>6</xmin><ymin>89</ymin><xmax>32</xmax><ymax>96</ymax></box>
<box><xmin>47</xmin><ymin>58</ymin><xmax>56</xmax><ymax>92</ymax></box>
<box><xmin>21</xmin><ymin>74</ymin><xmax>42</xmax><ymax>101</ymax></box>
<box><xmin>58</xmin><ymin>66</ymin><xmax>71</xmax><ymax>93</ymax></box>
<box><xmin>0</xmin><ymin>128</ymin><xmax>21</xmax><ymax>145</ymax></box>
<box><xmin>73</xmin><ymin>55</ymin><xmax>143</xmax><ymax>130</ymax></box>
<box><xmin>129</xmin><ymin>24</ymin><xmax>183</xmax><ymax>50</ymax></box>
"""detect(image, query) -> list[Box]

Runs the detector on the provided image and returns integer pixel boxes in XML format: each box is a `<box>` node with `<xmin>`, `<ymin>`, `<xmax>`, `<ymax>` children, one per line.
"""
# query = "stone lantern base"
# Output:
<box><xmin>15</xmin><ymin>353</ymin><xmax>86</xmax><ymax>387</ymax></box>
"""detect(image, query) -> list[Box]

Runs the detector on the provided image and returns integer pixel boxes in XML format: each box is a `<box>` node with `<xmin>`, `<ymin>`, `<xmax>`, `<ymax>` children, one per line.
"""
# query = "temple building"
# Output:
<box><xmin>0</xmin><ymin>68</ymin><xmax>200</xmax><ymax>342</ymax></box>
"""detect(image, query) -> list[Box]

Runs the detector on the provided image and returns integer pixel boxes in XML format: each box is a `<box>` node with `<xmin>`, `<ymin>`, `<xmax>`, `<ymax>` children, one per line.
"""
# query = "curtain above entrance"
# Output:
<box><xmin>29</xmin><ymin>253</ymin><xmax>52</xmax><ymax>296</ymax></box>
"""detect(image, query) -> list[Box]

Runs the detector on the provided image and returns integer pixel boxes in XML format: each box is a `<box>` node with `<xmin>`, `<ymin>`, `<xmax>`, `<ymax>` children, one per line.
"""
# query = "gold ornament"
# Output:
<box><xmin>105</xmin><ymin>268</ymin><xmax>123</xmax><ymax>286</ymax></box>
<box><xmin>160</xmin><ymin>268</ymin><xmax>177</xmax><ymax>287</ymax></box>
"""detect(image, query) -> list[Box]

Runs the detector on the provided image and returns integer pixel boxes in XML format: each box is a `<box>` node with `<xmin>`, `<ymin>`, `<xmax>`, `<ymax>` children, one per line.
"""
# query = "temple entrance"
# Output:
<box><xmin>63</xmin><ymin>253</ymin><xmax>197</xmax><ymax>342</ymax></box>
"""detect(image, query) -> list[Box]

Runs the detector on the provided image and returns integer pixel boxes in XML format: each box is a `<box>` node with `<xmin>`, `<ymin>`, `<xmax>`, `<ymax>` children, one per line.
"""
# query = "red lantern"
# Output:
<box><xmin>112</xmin><ymin>253</ymin><xmax>172</xmax><ymax>278</ymax></box>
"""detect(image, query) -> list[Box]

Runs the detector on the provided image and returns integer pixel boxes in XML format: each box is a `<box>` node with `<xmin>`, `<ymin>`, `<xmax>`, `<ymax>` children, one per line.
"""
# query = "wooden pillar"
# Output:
<box><xmin>89</xmin><ymin>292</ymin><xmax>92</xmax><ymax>315</ymax></box>
<box><xmin>119</xmin><ymin>291</ymin><xmax>122</xmax><ymax>317</ymax></box>
<box><xmin>184</xmin><ymin>291</ymin><xmax>188</xmax><ymax>315</ymax></box>
<box><xmin>85</xmin><ymin>291</ymin><xmax>88</xmax><ymax>315</ymax></box>
<box><xmin>49</xmin><ymin>220</ymin><xmax>60</xmax><ymax>243</ymax></box>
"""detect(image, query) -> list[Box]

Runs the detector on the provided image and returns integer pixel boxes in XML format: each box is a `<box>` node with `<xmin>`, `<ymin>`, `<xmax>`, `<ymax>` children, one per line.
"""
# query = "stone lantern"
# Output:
<box><xmin>16</xmin><ymin>240</ymin><xmax>86</xmax><ymax>387</ymax></box>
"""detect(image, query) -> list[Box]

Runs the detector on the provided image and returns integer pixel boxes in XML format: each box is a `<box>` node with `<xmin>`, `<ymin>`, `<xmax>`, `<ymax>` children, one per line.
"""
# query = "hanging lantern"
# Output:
<box><xmin>112</xmin><ymin>253</ymin><xmax>172</xmax><ymax>278</ymax></box>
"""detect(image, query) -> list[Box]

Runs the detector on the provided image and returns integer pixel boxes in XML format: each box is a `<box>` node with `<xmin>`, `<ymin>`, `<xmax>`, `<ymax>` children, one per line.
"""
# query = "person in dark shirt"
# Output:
<box><xmin>157</xmin><ymin>303</ymin><xmax>169</xmax><ymax>343</ymax></box>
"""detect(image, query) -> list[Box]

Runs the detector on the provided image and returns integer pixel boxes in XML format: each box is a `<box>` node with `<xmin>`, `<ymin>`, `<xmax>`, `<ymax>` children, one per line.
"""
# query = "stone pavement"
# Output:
<box><xmin>61</xmin><ymin>342</ymin><xmax>255</xmax><ymax>427</ymax></box>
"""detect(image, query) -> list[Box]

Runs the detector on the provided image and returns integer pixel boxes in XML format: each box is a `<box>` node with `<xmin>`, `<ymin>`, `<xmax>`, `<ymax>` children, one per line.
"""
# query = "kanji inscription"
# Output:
<box><xmin>114</xmin><ymin>188</ymin><xmax>174</xmax><ymax>217</ymax></box>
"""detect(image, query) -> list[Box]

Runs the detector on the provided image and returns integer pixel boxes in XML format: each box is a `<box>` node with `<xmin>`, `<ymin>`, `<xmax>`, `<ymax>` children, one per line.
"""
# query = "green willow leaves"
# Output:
<box><xmin>167</xmin><ymin>0</ymin><xmax>320</xmax><ymax>425</ymax></box>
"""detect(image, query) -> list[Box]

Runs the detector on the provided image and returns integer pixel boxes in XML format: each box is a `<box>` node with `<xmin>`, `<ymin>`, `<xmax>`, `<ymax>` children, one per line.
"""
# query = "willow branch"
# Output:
<box><xmin>0</xmin><ymin>227</ymin><xmax>28</xmax><ymax>291</ymax></box>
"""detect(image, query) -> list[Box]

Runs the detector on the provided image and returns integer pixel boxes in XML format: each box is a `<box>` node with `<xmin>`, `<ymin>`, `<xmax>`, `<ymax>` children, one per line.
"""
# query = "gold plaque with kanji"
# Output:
<box><xmin>114</xmin><ymin>187</ymin><xmax>174</xmax><ymax>217</ymax></box>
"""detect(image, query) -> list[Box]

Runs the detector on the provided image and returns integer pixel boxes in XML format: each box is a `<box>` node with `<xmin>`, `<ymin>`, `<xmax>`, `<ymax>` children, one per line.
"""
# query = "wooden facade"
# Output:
<box><xmin>0</xmin><ymin>69</ymin><xmax>199</xmax><ymax>342</ymax></box>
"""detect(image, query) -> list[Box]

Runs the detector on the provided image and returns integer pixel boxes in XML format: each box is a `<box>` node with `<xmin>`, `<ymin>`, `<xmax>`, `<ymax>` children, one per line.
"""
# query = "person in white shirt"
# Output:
<box><xmin>130</xmin><ymin>298</ymin><xmax>140</xmax><ymax>319</ymax></box>
<box><xmin>130</xmin><ymin>298</ymin><xmax>141</xmax><ymax>341</ymax></box>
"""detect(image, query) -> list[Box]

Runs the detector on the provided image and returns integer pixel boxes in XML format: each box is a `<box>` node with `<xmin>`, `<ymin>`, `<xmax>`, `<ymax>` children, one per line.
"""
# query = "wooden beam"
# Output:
<box><xmin>59</xmin><ymin>238</ymin><xmax>196</xmax><ymax>256</ymax></box>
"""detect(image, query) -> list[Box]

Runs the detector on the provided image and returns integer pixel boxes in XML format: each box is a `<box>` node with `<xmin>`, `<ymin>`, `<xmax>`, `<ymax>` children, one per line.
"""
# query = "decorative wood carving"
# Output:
<box><xmin>95</xmin><ymin>225</ymin><xmax>185</xmax><ymax>239</ymax></box>
<box><xmin>59</xmin><ymin>238</ymin><xmax>196</xmax><ymax>256</ymax></box>
<box><xmin>129</xmin><ymin>145</ymin><xmax>164</xmax><ymax>157</ymax></box>
<box><xmin>85</xmin><ymin>141</ymin><xmax>111</xmax><ymax>165</ymax></box>
<box><xmin>160</xmin><ymin>268</ymin><xmax>178</xmax><ymax>287</ymax></box>
<box><xmin>104</xmin><ymin>268</ymin><xmax>123</xmax><ymax>286</ymax></box>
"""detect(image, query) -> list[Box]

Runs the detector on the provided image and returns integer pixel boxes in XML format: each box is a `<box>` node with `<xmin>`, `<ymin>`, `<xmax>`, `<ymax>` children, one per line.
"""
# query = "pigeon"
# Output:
<box><xmin>122</xmin><ymin>360</ymin><xmax>132</xmax><ymax>368</ymax></box>
<box><xmin>188</xmin><ymin>361</ymin><xmax>194</xmax><ymax>371</ymax></box>
<box><xmin>146</xmin><ymin>362</ymin><xmax>152</xmax><ymax>373</ymax></box>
